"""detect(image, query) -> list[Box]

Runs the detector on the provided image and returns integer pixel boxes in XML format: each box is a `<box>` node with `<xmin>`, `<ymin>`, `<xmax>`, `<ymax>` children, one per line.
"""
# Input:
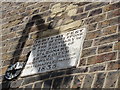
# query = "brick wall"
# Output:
<box><xmin>1</xmin><ymin>1</ymin><xmax>120</xmax><ymax>89</ymax></box>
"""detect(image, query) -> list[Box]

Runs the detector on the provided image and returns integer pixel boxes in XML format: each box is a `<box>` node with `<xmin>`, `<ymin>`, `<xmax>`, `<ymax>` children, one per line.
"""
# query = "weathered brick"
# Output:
<box><xmin>1</xmin><ymin>81</ymin><xmax>11</xmax><ymax>89</ymax></box>
<box><xmin>103</xmin><ymin>2</ymin><xmax>120</xmax><ymax>12</ymax></box>
<box><xmin>0</xmin><ymin>83</ymin><xmax>1</xmax><ymax>90</ymax></box>
<box><xmin>50</xmin><ymin>3</ymin><xmax>61</xmax><ymax>9</ymax></box>
<box><xmin>85</xmin><ymin>2</ymin><xmax>109</xmax><ymax>11</ymax></box>
<box><xmin>74</xmin><ymin>2</ymin><xmax>91</xmax><ymax>7</ymax></box>
<box><xmin>51</xmin><ymin>6</ymin><xmax>66</xmax><ymax>14</ymax></box>
<box><xmin>62</xmin><ymin>76</ymin><xmax>74</xmax><ymax>88</ymax></box>
<box><xmin>87</xmin><ymin>23</ymin><xmax>97</xmax><ymax>31</ymax></box>
<box><xmin>2</xmin><ymin>32</ymin><xmax>16</xmax><ymax>41</ymax></box>
<box><xmin>118</xmin><ymin>24</ymin><xmax>120</xmax><ymax>32</ymax></box>
<box><xmin>2</xmin><ymin>19</ymin><xmax>21</xmax><ymax>29</ymax></box>
<box><xmin>52</xmin><ymin>77</ymin><xmax>63</xmax><ymax>89</ymax></box>
<box><xmin>76</xmin><ymin>7</ymin><xmax>84</xmax><ymax>14</ymax></box>
<box><xmin>84</xmin><ymin>14</ymin><xmax>106</xmax><ymax>25</ymax></box>
<box><xmin>0</xmin><ymin>75</ymin><xmax>3</xmax><ymax>82</ymax></box>
<box><xmin>43</xmin><ymin>79</ymin><xmax>52</xmax><ymax>89</ymax></box>
<box><xmin>98</xmin><ymin>44</ymin><xmax>113</xmax><ymax>54</ymax></box>
<box><xmin>62</xmin><ymin>17</ymin><xmax>73</xmax><ymax>25</ymax></box>
<box><xmin>10</xmin><ymin>79</ymin><xmax>23</xmax><ymax>88</ymax></box>
<box><xmin>107</xmin><ymin>60</ymin><xmax>120</xmax><ymax>70</ymax></box>
<box><xmin>79</xmin><ymin>58</ymin><xmax>86</xmax><ymax>66</ymax></box>
<box><xmin>85</xmin><ymin>30</ymin><xmax>102</xmax><ymax>40</ymax></box>
<box><xmin>66</xmin><ymin>67</ymin><xmax>88</xmax><ymax>74</ymax></box>
<box><xmin>72</xmin><ymin>75</ymin><xmax>84</xmax><ymax>88</ymax></box>
<box><xmin>19</xmin><ymin>55</ymin><xmax>27</xmax><ymax>62</ymax></box>
<box><xmin>0</xmin><ymin>66</ymin><xmax>8</xmax><ymax>75</ymax></box>
<box><xmin>83</xmin><ymin>40</ymin><xmax>93</xmax><ymax>49</ymax></box>
<box><xmin>66</xmin><ymin>4</ymin><xmax>78</xmax><ymax>11</ymax></box>
<box><xmin>96</xmin><ymin>52</ymin><xmax>117</xmax><ymax>63</ymax></box>
<box><xmin>82</xmin><ymin>74</ymin><xmax>94</xmax><ymax>88</ymax></box>
<box><xmin>94</xmin><ymin>33</ymin><xmax>120</xmax><ymax>45</ymax></box>
<box><xmin>81</xmin><ymin>47</ymin><xmax>96</xmax><ymax>58</ymax></box>
<box><xmin>107</xmin><ymin>9</ymin><xmax>120</xmax><ymax>19</ymax></box>
<box><xmin>104</xmin><ymin>71</ymin><xmax>119</xmax><ymax>88</ymax></box>
<box><xmin>40</xmin><ymin>5</ymin><xmax>49</xmax><ymax>12</ymax></box>
<box><xmin>2</xmin><ymin>52</ymin><xmax>14</xmax><ymax>60</ymax></box>
<box><xmin>2</xmin><ymin>60</ymin><xmax>10</xmax><ymax>67</ymax></box>
<box><xmin>34</xmin><ymin>82</ymin><xmax>42</xmax><ymax>88</ymax></box>
<box><xmin>114</xmin><ymin>41</ymin><xmax>120</xmax><ymax>50</ymax></box>
<box><xmin>119</xmin><ymin>51</ymin><xmax>120</xmax><ymax>59</ymax></box>
<box><xmin>24</xmin><ymin>84</ymin><xmax>33</xmax><ymax>90</ymax></box>
<box><xmin>60</xmin><ymin>20</ymin><xmax>82</xmax><ymax>31</ymax></box>
<box><xmin>98</xmin><ymin>16</ymin><xmax>120</xmax><ymax>29</ymax></box>
<box><xmin>39</xmin><ymin>10</ymin><xmax>51</xmax><ymax>17</ymax></box>
<box><xmin>93</xmin><ymin>73</ymin><xmax>106</xmax><ymax>88</ymax></box>
<box><xmin>22</xmin><ymin>75</ymin><xmax>46</xmax><ymax>85</ymax></box>
<box><xmin>102</xmin><ymin>25</ymin><xmax>117</xmax><ymax>35</ymax></box>
<box><xmin>50</xmin><ymin>70</ymin><xmax>65</xmax><ymax>78</ymax></box>
<box><xmin>71</xmin><ymin>12</ymin><xmax>88</xmax><ymax>21</ymax></box>
<box><xmin>2</xmin><ymin>46</ymin><xmax>9</xmax><ymax>54</ymax></box>
<box><xmin>24</xmin><ymin>39</ymin><xmax>34</xmax><ymax>47</ymax></box>
<box><xmin>89</xmin><ymin>64</ymin><xmax>106</xmax><ymax>72</ymax></box>
<box><xmin>88</xmin><ymin>8</ymin><xmax>102</xmax><ymax>17</ymax></box>
<box><xmin>67</xmin><ymin>8</ymin><xmax>77</xmax><ymax>16</ymax></box>
<box><xmin>87</xmin><ymin>56</ymin><xmax>97</xmax><ymax>65</ymax></box>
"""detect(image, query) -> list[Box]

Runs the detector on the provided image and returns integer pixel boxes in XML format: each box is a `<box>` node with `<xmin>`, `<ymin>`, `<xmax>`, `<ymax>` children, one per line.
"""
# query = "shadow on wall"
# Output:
<box><xmin>2</xmin><ymin>14</ymin><xmax>72</xmax><ymax>89</ymax></box>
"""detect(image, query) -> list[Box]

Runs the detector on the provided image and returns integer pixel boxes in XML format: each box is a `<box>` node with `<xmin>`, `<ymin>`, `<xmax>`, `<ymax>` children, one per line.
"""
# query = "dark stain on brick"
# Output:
<box><xmin>90</xmin><ymin>64</ymin><xmax>105</xmax><ymax>72</ymax></box>
<box><xmin>52</xmin><ymin>77</ymin><xmax>63</xmax><ymax>89</ymax></box>
<box><xmin>50</xmin><ymin>71</ymin><xmax>65</xmax><ymax>78</ymax></box>
<box><xmin>66</xmin><ymin>67</ymin><xmax>88</xmax><ymax>74</ymax></box>
<box><xmin>88</xmin><ymin>8</ymin><xmax>102</xmax><ymax>17</ymax></box>
<box><xmin>71</xmin><ymin>12</ymin><xmax>88</xmax><ymax>21</ymax></box>
<box><xmin>62</xmin><ymin>76</ymin><xmax>74</xmax><ymax>88</ymax></box>
<box><xmin>98</xmin><ymin>44</ymin><xmax>113</xmax><ymax>54</ymax></box>
<box><xmin>34</xmin><ymin>82</ymin><xmax>42</xmax><ymax>88</ymax></box>
<box><xmin>82</xmin><ymin>74</ymin><xmax>94</xmax><ymax>88</ymax></box>
<box><xmin>93</xmin><ymin>73</ymin><xmax>106</xmax><ymax>88</ymax></box>
<box><xmin>94</xmin><ymin>33</ymin><xmax>120</xmax><ymax>45</ymax></box>
<box><xmin>43</xmin><ymin>79</ymin><xmax>52</xmax><ymax>89</ymax></box>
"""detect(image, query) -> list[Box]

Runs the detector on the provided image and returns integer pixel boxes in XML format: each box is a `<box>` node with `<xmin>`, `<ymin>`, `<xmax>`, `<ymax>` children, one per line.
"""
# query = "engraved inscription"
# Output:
<box><xmin>21</xmin><ymin>28</ymin><xmax>86</xmax><ymax>77</ymax></box>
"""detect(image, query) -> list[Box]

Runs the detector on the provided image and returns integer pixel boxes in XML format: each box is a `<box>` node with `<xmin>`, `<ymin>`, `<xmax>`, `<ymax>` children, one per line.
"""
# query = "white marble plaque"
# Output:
<box><xmin>21</xmin><ymin>28</ymin><xmax>86</xmax><ymax>77</ymax></box>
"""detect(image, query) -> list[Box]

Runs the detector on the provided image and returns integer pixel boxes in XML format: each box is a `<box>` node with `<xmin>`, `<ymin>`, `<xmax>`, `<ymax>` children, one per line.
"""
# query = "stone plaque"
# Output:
<box><xmin>21</xmin><ymin>28</ymin><xmax>86</xmax><ymax>77</ymax></box>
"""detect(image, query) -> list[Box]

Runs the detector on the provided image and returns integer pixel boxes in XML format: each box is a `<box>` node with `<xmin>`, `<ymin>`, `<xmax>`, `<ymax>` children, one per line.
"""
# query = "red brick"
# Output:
<box><xmin>96</xmin><ymin>52</ymin><xmax>117</xmax><ymax>63</ymax></box>
<box><xmin>83</xmin><ymin>40</ymin><xmax>93</xmax><ymax>49</ymax></box>
<box><xmin>94</xmin><ymin>33</ymin><xmax>120</xmax><ymax>45</ymax></box>
<box><xmin>81</xmin><ymin>47</ymin><xmax>96</xmax><ymax>58</ymax></box>
<box><xmin>102</xmin><ymin>25</ymin><xmax>117</xmax><ymax>35</ymax></box>
<box><xmin>103</xmin><ymin>2</ymin><xmax>120</xmax><ymax>12</ymax></box>
<box><xmin>85</xmin><ymin>30</ymin><xmax>102</xmax><ymax>40</ymax></box>
<box><xmin>98</xmin><ymin>16</ymin><xmax>120</xmax><ymax>29</ymax></box>
<box><xmin>84</xmin><ymin>14</ymin><xmax>106</xmax><ymax>25</ymax></box>
<box><xmin>107</xmin><ymin>60</ymin><xmax>120</xmax><ymax>70</ymax></box>
<box><xmin>87</xmin><ymin>56</ymin><xmax>97</xmax><ymax>65</ymax></box>
<box><xmin>107</xmin><ymin>9</ymin><xmax>120</xmax><ymax>19</ymax></box>
<box><xmin>87</xmin><ymin>52</ymin><xmax>117</xmax><ymax>65</ymax></box>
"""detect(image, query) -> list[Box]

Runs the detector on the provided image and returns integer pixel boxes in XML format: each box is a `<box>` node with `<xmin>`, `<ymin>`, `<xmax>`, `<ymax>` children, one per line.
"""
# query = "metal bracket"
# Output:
<box><xmin>5</xmin><ymin>62</ymin><xmax>25</xmax><ymax>80</ymax></box>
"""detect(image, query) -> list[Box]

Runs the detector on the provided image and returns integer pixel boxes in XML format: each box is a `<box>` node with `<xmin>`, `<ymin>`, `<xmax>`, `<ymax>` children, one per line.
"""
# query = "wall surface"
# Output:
<box><xmin>0</xmin><ymin>1</ymin><xmax>120</xmax><ymax>89</ymax></box>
